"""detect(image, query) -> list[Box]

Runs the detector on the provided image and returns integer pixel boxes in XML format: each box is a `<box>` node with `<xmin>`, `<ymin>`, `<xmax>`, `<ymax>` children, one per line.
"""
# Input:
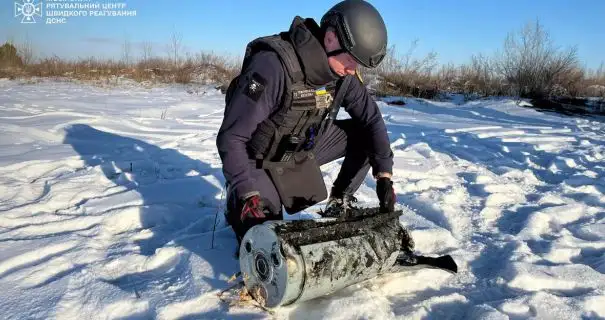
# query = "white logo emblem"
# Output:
<box><xmin>14</xmin><ymin>0</ymin><xmax>42</xmax><ymax>24</ymax></box>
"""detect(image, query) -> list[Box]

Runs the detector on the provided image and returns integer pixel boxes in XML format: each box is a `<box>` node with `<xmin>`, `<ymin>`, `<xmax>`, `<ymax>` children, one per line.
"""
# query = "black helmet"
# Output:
<box><xmin>320</xmin><ymin>0</ymin><xmax>387</xmax><ymax>68</ymax></box>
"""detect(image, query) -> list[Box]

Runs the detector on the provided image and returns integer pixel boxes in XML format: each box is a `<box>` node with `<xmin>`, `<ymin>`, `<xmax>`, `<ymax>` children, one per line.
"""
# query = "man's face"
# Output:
<box><xmin>324</xmin><ymin>30</ymin><xmax>358</xmax><ymax>77</ymax></box>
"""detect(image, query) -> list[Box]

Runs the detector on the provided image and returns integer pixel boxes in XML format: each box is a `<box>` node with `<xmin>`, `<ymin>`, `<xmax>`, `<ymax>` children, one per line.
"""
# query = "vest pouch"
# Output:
<box><xmin>265</xmin><ymin>151</ymin><xmax>327</xmax><ymax>214</ymax></box>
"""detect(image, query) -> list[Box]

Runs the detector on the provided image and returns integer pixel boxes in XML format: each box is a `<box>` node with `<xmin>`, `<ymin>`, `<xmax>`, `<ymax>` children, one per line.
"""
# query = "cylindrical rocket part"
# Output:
<box><xmin>239</xmin><ymin>212</ymin><xmax>404</xmax><ymax>308</ymax></box>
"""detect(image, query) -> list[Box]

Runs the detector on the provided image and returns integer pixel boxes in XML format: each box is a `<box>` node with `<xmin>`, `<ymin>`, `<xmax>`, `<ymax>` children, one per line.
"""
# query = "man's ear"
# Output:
<box><xmin>323</xmin><ymin>29</ymin><xmax>338</xmax><ymax>50</ymax></box>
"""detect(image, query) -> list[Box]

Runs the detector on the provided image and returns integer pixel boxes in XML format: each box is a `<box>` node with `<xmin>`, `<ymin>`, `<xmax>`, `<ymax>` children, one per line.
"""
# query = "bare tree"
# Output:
<box><xmin>583</xmin><ymin>62</ymin><xmax>605</xmax><ymax>98</ymax></box>
<box><xmin>495</xmin><ymin>19</ymin><xmax>579</xmax><ymax>98</ymax></box>
<box><xmin>121</xmin><ymin>36</ymin><xmax>131</xmax><ymax>67</ymax></box>
<box><xmin>595</xmin><ymin>62</ymin><xmax>605</xmax><ymax>84</ymax></box>
<box><xmin>141</xmin><ymin>41</ymin><xmax>153</xmax><ymax>63</ymax></box>
<box><xmin>436</xmin><ymin>62</ymin><xmax>457</xmax><ymax>92</ymax></box>
<box><xmin>367</xmin><ymin>39</ymin><xmax>439</xmax><ymax>98</ymax></box>
<box><xmin>5</xmin><ymin>35</ymin><xmax>15</xmax><ymax>46</ymax></box>
<box><xmin>167</xmin><ymin>28</ymin><xmax>183</xmax><ymax>67</ymax></box>
<box><xmin>466</xmin><ymin>53</ymin><xmax>498</xmax><ymax>96</ymax></box>
<box><xmin>400</xmin><ymin>39</ymin><xmax>420</xmax><ymax>73</ymax></box>
<box><xmin>17</xmin><ymin>33</ymin><xmax>34</xmax><ymax>65</ymax></box>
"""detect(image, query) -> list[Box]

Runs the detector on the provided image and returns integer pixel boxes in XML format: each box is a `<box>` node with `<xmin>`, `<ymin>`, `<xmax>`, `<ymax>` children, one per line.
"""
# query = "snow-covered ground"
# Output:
<box><xmin>0</xmin><ymin>77</ymin><xmax>604</xmax><ymax>319</ymax></box>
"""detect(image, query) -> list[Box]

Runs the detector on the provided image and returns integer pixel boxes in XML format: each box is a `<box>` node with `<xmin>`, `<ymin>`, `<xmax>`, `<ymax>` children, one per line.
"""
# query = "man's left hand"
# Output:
<box><xmin>376</xmin><ymin>176</ymin><xmax>396</xmax><ymax>213</ymax></box>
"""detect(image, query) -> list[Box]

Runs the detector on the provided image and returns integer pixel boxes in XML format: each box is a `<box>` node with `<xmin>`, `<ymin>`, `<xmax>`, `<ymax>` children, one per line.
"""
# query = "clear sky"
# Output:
<box><xmin>2</xmin><ymin>0</ymin><xmax>604</xmax><ymax>70</ymax></box>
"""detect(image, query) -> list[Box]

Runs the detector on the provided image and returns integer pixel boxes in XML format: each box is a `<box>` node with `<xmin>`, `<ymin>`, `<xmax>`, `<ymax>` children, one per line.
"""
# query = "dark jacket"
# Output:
<box><xmin>216</xmin><ymin>17</ymin><xmax>394</xmax><ymax>199</ymax></box>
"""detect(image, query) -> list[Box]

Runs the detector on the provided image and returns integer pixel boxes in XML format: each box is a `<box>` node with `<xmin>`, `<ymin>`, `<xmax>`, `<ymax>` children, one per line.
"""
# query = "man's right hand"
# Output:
<box><xmin>240</xmin><ymin>194</ymin><xmax>266</xmax><ymax>221</ymax></box>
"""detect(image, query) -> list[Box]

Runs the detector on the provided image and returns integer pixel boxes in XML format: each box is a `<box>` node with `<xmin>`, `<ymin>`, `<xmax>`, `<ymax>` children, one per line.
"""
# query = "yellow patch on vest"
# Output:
<box><xmin>315</xmin><ymin>88</ymin><xmax>327</xmax><ymax>95</ymax></box>
<box><xmin>315</xmin><ymin>87</ymin><xmax>333</xmax><ymax>109</ymax></box>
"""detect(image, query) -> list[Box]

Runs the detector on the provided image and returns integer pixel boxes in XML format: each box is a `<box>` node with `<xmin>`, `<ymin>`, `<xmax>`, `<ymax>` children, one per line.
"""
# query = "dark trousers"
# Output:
<box><xmin>225</xmin><ymin>119</ymin><xmax>371</xmax><ymax>241</ymax></box>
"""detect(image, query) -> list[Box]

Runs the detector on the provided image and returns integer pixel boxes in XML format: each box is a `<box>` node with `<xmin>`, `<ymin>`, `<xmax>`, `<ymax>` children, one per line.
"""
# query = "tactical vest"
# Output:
<box><xmin>225</xmin><ymin>31</ymin><xmax>353</xmax><ymax>169</ymax></box>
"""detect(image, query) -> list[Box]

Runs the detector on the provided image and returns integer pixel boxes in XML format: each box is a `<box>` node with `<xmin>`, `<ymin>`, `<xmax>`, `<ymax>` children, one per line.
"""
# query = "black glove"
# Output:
<box><xmin>376</xmin><ymin>177</ymin><xmax>396</xmax><ymax>213</ymax></box>
<box><xmin>240</xmin><ymin>194</ymin><xmax>266</xmax><ymax>221</ymax></box>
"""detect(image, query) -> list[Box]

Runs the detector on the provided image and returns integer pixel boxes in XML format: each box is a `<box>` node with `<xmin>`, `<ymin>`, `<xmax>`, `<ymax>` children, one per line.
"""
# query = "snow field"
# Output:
<box><xmin>0</xmin><ymin>78</ymin><xmax>603</xmax><ymax>319</ymax></box>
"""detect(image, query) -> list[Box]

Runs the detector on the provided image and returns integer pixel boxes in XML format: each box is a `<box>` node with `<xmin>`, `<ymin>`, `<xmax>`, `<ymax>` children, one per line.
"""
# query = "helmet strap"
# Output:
<box><xmin>326</xmin><ymin>49</ymin><xmax>347</xmax><ymax>57</ymax></box>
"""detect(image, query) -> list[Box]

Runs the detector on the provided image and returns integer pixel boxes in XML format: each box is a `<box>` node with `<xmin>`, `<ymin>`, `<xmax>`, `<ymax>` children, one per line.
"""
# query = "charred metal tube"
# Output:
<box><xmin>239</xmin><ymin>210</ymin><xmax>406</xmax><ymax>308</ymax></box>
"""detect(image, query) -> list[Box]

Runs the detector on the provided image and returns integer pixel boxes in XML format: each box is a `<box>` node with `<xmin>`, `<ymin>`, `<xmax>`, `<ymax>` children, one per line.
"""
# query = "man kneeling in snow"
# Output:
<box><xmin>216</xmin><ymin>0</ymin><xmax>397</xmax><ymax>244</ymax></box>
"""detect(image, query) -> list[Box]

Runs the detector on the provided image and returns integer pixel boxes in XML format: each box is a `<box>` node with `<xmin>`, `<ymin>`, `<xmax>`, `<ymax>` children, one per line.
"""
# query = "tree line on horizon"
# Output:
<box><xmin>1</xmin><ymin>19</ymin><xmax>604</xmax><ymax>101</ymax></box>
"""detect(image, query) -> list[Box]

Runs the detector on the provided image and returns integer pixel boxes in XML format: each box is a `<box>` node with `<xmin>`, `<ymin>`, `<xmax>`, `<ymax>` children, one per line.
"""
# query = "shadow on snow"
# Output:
<box><xmin>63</xmin><ymin>124</ymin><xmax>263</xmax><ymax>318</ymax></box>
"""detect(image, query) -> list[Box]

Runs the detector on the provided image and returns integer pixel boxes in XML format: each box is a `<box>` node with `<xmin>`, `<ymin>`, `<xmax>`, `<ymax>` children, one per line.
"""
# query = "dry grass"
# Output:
<box><xmin>0</xmin><ymin>41</ymin><xmax>241</xmax><ymax>90</ymax></box>
<box><xmin>1</xmin><ymin>19</ymin><xmax>603</xmax><ymax>101</ymax></box>
<box><xmin>366</xmin><ymin>20</ymin><xmax>604</xmax><ymax>101</ymax></box>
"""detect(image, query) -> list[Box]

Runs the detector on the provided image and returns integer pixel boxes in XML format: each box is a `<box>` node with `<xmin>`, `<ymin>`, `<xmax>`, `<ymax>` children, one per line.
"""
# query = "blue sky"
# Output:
<box><xmin>2</xmin><ymin>0</ymin><xmax>604</xmax><ymax>70</ymax></box>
